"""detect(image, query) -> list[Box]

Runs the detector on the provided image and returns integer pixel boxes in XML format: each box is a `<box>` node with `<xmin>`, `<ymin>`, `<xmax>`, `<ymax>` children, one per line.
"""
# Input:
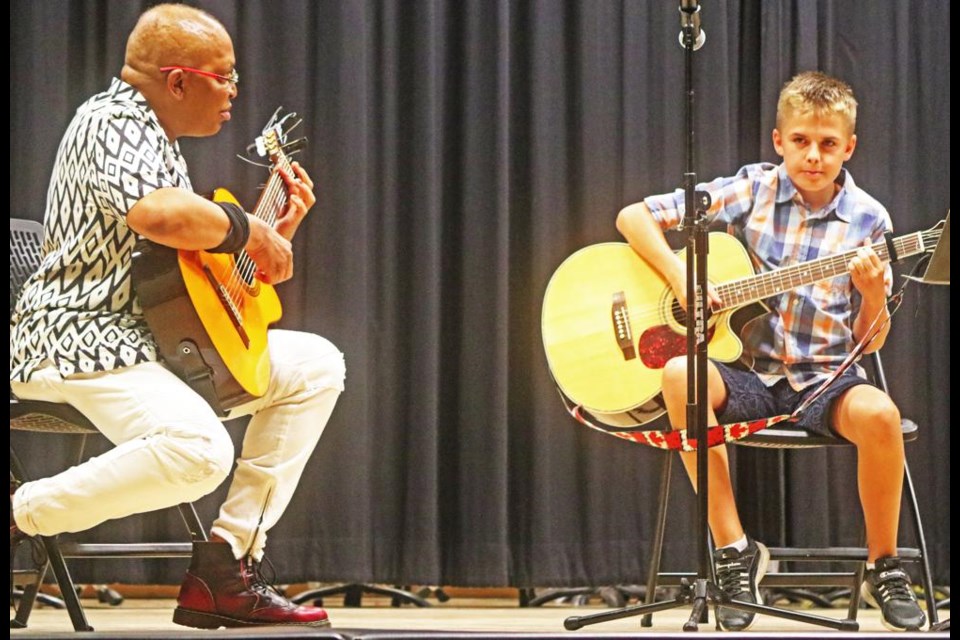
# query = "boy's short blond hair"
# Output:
<box><xmin>777</xmin><ymin>71</ymin><xmax>857</xmax><ymax>135</ymax></box>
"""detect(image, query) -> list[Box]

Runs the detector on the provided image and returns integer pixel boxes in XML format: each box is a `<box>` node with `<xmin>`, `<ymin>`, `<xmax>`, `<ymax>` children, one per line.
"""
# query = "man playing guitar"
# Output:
<box><xmin>10</xmin><ymin>4</ymin><xmax>344</xmax><ymax>629</ymax></box>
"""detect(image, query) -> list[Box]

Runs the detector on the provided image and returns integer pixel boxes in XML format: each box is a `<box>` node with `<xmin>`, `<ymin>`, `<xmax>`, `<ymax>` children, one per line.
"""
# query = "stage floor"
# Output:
<box><xmin>10</xmin><ymin>596</ymin><xmax>949</xmax><ymax>637</ymax></box>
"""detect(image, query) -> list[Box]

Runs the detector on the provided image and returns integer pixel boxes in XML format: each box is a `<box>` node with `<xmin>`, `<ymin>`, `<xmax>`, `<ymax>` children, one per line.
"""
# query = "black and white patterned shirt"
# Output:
<box><xmin>10</xmin><ymin>78</ymin><xmax>192</xmax><ymax>381</ymax></box>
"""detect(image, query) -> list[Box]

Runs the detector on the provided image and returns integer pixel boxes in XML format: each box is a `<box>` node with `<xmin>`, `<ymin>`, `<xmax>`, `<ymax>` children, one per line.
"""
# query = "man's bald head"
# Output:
<box><xmin>120</xmin><ymin>4</ymin><xmax>236</xmax><ymax>141</ymax></box>
<box><xmin>123</xmin><ymin>4</ymin><xmax>230</xmax><ymax>78</ymax></box>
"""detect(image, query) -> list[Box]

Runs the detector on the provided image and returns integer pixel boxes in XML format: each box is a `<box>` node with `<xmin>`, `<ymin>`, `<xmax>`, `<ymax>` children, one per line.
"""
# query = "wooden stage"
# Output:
<box><xmin>10</xmin><ymin>593</ymin><xmax>949</xmax><ymax>638</ymax></box>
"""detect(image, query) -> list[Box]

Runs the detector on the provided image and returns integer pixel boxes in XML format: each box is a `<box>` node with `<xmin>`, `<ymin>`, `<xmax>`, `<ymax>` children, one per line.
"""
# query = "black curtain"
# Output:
<box><xmin>10</xmin><ymin>0</ymin><xmax>949</xmax><ymax>587</ymax></box>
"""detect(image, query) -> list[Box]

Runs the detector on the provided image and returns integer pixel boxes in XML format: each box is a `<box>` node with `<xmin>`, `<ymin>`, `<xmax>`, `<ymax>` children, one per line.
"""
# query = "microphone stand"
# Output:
<box><xmin>563</xmin><ymin>3</ymin><xmax>857</xmax><ymax>631</ymax></box>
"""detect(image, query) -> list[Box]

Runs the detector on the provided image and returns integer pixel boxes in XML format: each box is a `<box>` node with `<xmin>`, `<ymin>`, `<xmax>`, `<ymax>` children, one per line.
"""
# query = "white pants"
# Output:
<box><xmin>11</xmin><ymin>329</ymin><xmax>345</xmax><ymax>561</ymax></box>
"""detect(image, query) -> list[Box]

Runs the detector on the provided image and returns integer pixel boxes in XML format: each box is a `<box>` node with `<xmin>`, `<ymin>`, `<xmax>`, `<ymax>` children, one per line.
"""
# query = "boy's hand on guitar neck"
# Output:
<box><xmin>847</xmin><ymin>238</ymin><xmax>888</xmax><ymax>306</ymax></box>
<box><xmin>274</xmin><ymin>161</ymin><xmax>316</xmax><ymax>241</ymax></box>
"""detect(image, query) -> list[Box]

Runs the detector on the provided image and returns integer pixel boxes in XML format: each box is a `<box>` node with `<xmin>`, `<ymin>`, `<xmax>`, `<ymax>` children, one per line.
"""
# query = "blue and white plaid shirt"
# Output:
<box><xmin>644</xmin><ymin>163</ymin><xmax>892</xmax><ymax>390</ymax></box>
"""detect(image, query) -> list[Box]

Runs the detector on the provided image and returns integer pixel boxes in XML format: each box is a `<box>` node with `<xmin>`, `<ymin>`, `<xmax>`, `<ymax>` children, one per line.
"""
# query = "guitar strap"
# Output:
<box><xmin>565</xmin><ymin>282</ymin><xmax>909</xmax><ymax>453</ymax></box>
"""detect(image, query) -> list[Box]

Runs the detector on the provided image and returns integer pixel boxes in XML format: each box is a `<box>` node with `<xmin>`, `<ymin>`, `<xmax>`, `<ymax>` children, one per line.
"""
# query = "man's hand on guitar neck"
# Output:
<box><xmin>246</xmin><ymin>216</ymin><xmax>294</xmax><ymax>284</ymax></box>
<box><xmin>274</xmin><ymin>161</ymin><xmax>316</xmax><ymax>241</ymax></box>
<box><xmin>245</xmin><ymin>161</ymin><xmax>315</xmax><ymax>285</ymax></box>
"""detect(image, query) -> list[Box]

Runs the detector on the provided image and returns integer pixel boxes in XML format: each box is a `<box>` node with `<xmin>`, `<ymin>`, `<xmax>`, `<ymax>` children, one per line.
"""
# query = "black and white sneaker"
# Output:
<box><xmin>861</xmin><ymin>556</ymin><xmax>926</xmax><ymax>631</ymax></box>
<box><xmin>713</xmin><ymin>536</ymin><xmax>769</xmax><ymax>631</ymax></box>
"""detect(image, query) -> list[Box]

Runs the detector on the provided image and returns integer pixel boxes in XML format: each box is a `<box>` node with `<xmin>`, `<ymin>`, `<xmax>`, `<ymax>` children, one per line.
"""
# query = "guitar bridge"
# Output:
<box><xmin>611</xmin><ymin>291</ymin><xmax>636</xmax><ymax>361</ymax></box>
<box><xmin>203</xmin><ymin>264</ymin><xmax>251</xmax><ymax>348</ymax></box>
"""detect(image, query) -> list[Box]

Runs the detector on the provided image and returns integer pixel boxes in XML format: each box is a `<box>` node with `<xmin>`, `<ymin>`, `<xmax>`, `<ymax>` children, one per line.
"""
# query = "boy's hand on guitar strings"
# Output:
<box><xmin>668</xmin><ymin>270</ymin><xmax>723</xmax><ymax>312</ymax></box>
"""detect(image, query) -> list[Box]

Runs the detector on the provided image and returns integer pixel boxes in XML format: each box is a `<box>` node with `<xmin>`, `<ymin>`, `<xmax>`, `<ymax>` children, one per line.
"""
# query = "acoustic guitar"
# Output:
<box><xmin>541</xmin><ymin>221</ymin><xmax>944</xmax><ymax>428</ymax></box>
<box><xmin>132</xmin><ymin>112</ymin><xmax>299</xmax><ymax>415</ymax></box>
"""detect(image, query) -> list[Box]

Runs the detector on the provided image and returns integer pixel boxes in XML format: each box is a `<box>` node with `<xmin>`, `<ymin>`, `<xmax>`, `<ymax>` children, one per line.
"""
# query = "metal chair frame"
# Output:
<box><xmin>638</xmin><ymin>351</ymin><xmax>940</xmax><ymax>630</ymax></box>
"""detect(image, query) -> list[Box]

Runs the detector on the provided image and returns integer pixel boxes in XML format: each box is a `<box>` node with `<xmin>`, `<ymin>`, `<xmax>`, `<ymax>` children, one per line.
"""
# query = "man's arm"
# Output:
<box><xmin>126</xmin><ymin>188</ymin><xmax>231</xmax><ymax>249</ymax></box>
<box><xmin>126</xmin><ymin>188</ymin><xmax>294</xmax><ymax>284</ymax></box>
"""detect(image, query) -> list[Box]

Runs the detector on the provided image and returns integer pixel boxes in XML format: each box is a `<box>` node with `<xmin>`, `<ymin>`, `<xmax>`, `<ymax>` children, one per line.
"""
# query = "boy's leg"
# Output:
<box><xmin>830</xmin><ymin>385</ymin><xmax>903</xmax><ymax>560</ymax></box>
<box><xmin>830</xmin><ymin>384</ymin><xmax>925</xmax><ymax>631</ymax></box>
<box><xmin>661</xmin><ymin>358</ymin><xmax>742</xmax><ymax>547</ymax></box>
<box><xmin>661</xmin><ymin>357</ymin><xmax>775</xmax><ymax>632</ymax></box>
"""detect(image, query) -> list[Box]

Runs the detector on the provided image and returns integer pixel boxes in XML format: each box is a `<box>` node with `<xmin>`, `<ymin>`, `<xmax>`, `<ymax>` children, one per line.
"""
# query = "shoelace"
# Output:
<box><xmin>242</xmin><ymin>556</ymin><xmax>286</xmax><ymax>600</ymax></box>
<box><xmin>715</xmin><ymin>554</ymin><xmax>751</xmax><ymax>596</ymax></box>
<box><xmin>873</xmin><ymin>568</ymin><xmax>917</xmax><ymax>603</ymax></box>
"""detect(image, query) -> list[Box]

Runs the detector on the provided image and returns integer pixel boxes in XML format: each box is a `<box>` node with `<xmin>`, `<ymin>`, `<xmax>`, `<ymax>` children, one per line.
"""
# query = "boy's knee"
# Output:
<box><xmin>662</xmin><ymin>357</ymin><xmax>689</xmax><ymax>390</ymax></box>
<box><xmin>843</xmin><ymin>392</ymin><xmax>902</xmax><ymax>446</ymax></box>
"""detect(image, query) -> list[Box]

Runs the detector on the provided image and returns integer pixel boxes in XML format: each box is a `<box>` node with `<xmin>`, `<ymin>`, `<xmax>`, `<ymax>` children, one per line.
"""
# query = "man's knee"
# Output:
<box><xmin>153</xmin><ymin>426</ymin><xmax>235</xmax><ymax>495</ymax></box>
<box><xmin>293</xmin><ymin>334</ymin><xmax>347</xmax><ymax>393</ymax></box>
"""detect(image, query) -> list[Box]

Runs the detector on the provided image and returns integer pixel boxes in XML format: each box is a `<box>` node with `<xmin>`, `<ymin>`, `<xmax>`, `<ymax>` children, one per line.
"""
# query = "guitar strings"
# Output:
<box><xmin>617</xmin><ymin>228</ymin><xmax>942</xmax><ymax>327</ymax></box>
<box><xmin>222</xmin><ymin>142</ymin><xmax>293</xmax><ymax>307</ymax></box>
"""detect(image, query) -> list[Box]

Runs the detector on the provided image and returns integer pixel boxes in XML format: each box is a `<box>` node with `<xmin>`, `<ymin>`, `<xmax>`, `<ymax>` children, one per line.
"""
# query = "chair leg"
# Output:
<box><xmin>902</xmin><ymin>459</ymin><xmax>939</xmax><ymax>626</ymax></box>
<box><xmin>40</xmin><ymin>536</ymin><xmax>94</xmax><ymax>631</ymax></box>
<box><xmin>177</xmin><ymin>503</ymin><xmax>207</xmax><ymax>542</ymax></box>
<box><xmin>11</xmin><ymin>450</ymin><xmax>93</xmax><ymax>632</ymax></box>
<box><xmin>10</xmin><ymin>557</ymin><xmax>49</xmax><ymax>629</ymax></box>
<box><xmin>641</xmin><ymin>451</ymin><xmax>673</xmax><ymax>627</ymax></box>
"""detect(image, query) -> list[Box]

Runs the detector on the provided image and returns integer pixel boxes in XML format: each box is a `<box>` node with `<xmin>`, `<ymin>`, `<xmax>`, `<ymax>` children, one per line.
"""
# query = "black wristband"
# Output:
<box><xmin>209</xmin><ymin>201</ymin><xmax>251</xmax><ymax>253</ymax></box>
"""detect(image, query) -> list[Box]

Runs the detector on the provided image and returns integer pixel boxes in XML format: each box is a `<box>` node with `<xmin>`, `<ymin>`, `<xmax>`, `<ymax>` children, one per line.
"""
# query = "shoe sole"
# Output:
<box><xmin>173</xmin><ymin>607</ymin><xmax>332</xmax><ymax>629</ymax></box>
<box><xmin>718</xmin><ymin>541</ymin><xmax>770</xmax><ymax>632</ymax></box>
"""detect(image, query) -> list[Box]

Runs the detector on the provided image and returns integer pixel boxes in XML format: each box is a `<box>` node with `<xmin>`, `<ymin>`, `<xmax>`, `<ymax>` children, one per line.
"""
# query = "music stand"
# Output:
<box><xmin>907</xmin><ymin>211</ymin><xmax>949</xmax><ymax>285</ymax></box>
<box><xmin>913</xmin><ymin>212</ymin><xmax>949</xmax><ymax>634</ymax></box>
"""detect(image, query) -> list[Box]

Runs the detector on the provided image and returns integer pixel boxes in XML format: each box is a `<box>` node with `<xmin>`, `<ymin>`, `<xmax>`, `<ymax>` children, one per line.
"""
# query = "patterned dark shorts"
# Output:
<box><xmin>713</xmin><ymin>362</ymin><xmax>876</xmax><ymax>438</ymax></box>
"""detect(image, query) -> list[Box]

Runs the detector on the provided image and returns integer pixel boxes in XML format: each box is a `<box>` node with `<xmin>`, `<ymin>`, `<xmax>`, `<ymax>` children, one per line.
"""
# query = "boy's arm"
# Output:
<box><xmin>849</xmin><ymin>244</ymin><xmax>891</xmax><ymax>353</ymax></box>
<box><xmin>616</xmin><ymin>201</ymin><xmax>721</xmax><ymax>309</ymax></box>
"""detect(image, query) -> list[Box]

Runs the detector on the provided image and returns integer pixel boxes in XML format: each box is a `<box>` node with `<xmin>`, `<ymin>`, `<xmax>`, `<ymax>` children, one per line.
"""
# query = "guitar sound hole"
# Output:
<box><xmin>233</xmin><ymin>252</ymin><xmax>257</xmax><ymax>289</ymax></box>
<box><xmin>670</xmin><ymin>299</ymin><xmax>712</xmax><ymax>327</ymax></box>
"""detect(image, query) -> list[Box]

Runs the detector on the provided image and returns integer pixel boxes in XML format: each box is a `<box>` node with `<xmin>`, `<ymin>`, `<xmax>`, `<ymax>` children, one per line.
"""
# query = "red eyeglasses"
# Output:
<box><xmin>160</xmin><ymin>65</ymin><xmax>239</xmax><ymax>85</ymax></box>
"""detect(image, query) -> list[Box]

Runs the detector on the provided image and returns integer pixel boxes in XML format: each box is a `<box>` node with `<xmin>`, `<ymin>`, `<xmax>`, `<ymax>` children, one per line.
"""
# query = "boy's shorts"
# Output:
<box><xmin>713</xmin><ymin>362</ymin><xmax>876</xmax><ymax>439</ymax></box>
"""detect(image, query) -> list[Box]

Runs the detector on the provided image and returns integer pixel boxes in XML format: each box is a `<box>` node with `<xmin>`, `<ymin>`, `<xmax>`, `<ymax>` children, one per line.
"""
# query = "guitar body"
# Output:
<box><xmin>541</xmin><ymin>234</ymin><xmax>760</xmax><ymax>428</ymax></box>
<box><xmin>542</xmin><ymin>220</ymin><xmax>943</xmax><ymax>428</ymax></box>
<box><xmin>132</xmin><ymin>188</ymin><xmax>281</xmax><ymax>415</ymax></box>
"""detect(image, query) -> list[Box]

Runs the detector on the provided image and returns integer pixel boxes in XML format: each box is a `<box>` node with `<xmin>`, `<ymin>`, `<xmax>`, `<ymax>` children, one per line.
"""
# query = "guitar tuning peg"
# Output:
<box><xmin>281</xmin><ymin>137</ymin><xmax>308</xmax><ymax>154</ymax></box>
<box><xmin>235</xmin><ymin>153</ymin><xmax>271</xmax><ymax>169</ymax></box>
<box><xmin>265</xmin><ymin>106</ymin><xmax>283</xmax><ymax>129</ymax></box>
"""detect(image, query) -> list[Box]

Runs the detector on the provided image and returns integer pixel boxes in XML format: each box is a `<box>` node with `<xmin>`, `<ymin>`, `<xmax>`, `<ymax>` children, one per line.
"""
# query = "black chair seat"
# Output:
<box><xmin>738</xmin><ymin>418</ymin><xmax>918</xmax><ymax>448</ymax></box>
<box><xmin>11</xmin><ymin>397</ymin><xmax>98</xmax><ymax>434</ymax></box>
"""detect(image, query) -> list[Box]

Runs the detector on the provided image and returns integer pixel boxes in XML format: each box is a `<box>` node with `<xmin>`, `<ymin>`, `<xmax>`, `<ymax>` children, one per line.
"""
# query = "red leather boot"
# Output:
<box><xmin>173</xmin><ymin>541</ymin><xmax>330</xmax><ymax>628</ymax></box>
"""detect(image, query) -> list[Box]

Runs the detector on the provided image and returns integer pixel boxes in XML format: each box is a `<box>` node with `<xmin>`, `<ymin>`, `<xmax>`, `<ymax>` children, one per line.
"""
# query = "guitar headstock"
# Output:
<box><xmin>251</xmin><ymin>107</ymin><xmax>307</xmax><ymax>165</ymax></box>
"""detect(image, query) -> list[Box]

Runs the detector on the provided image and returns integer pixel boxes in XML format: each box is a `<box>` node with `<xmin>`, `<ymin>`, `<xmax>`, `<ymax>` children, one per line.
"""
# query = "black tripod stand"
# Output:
<box><xmin>564</xmin><ymin>2</ymin><xmax>856</xmax><ymax>632</ymax></box>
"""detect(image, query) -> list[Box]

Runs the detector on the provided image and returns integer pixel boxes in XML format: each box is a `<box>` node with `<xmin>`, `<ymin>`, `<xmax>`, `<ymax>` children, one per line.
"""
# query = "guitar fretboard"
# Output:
<box><xmin>714</xmin><ymin>228</ymin><xmax>942</xmax><ymax>310</ymax></box>
<box><xmin>231</xmin><ymin>132</ymin><xmax>293</xmax><ymax>288</ymax></box>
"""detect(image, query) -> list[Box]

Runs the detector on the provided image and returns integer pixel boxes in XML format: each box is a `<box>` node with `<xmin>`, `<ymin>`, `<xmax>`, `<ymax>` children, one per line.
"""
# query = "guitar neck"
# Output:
<box><xmin>231</xmin><ymin>150</ymin><xmax>292</xmax><ymax>281</ymax></box>
<box><xmin>715</xmin><ymin>228</ymin><xmax>941</xmax><ymax>310</ymax></box>
<box><xmin>251</xmin><ymin>155</ymin><xmax>293</xmax><ymax>226</ymax></box>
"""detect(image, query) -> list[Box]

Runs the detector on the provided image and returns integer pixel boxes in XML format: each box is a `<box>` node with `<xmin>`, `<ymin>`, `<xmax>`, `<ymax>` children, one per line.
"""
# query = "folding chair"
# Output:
<box><xmin>10</xmin><ymin>218</ymin><xmax>206</xmax><ymax>631</ymax></box>
<box><xmin>638</xmin><ymin>351</ymin><xmax>939</xmax><ymax>629</ymax></box>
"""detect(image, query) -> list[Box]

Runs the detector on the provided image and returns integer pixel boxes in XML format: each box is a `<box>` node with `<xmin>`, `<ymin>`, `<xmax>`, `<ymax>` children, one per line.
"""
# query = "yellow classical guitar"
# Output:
<box><xmin>541</xmin><ymin>223</ymin><xmax>943</xmax><ymax>428</ymax></box>
<box><xmin>133</xmin><ymin>112</ymin><xmax>298</xmax><ymax>415</ymax></box>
